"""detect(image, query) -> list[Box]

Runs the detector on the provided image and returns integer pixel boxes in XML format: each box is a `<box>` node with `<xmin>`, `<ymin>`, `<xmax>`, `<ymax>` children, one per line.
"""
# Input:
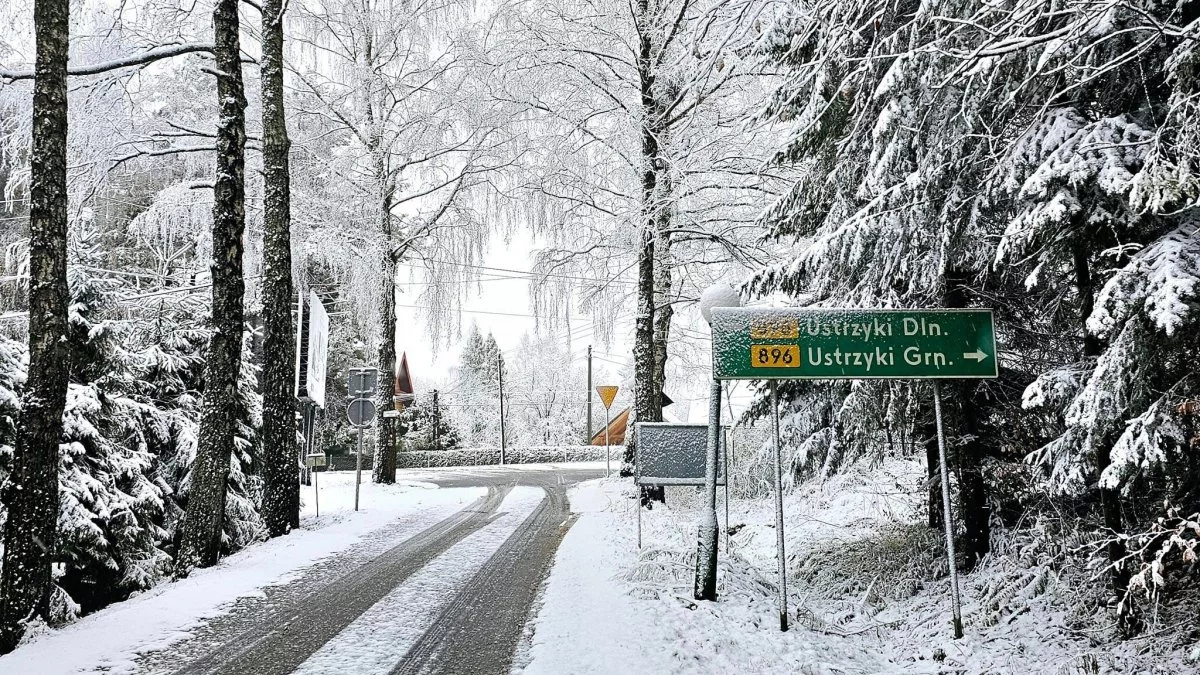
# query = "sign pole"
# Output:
<box><xmin>724</xmin><ymin>426</ymin><xmax>730</xmax><ymax>555</ymax></box>
<box><xmin>586</xmin><ymin>345</ymin><xmax>593</xmax><ymax>445</ymax></box>
<box><xmin>314</xmin><ymin>465</ymin><xmax>319</xmax><ymax>518</ymax></box>
<box><xmin>933</xmin><ymin>381</ymin><xmax>964</xmax><ymax>639</ymax></box>
<box><xmin>498</xmin><ymin>352</ymin><xmax>506</xmax><ymax>466</ymax></box>
<box><xmin>604</xmin><ymin>406</ymin><xmax>611</xmax><ymax>477</ymax></box>
<box><xmin>355</xmin><ymin>426</ymin><xmax>363</xmax><ymax>512</ymax></box>
<box><xmin>694</xmin><ymin>378</ymin><xmax>722</xmax><ymax>601</ymax></box>
<box><xmin>637</xmin><ymin>493</ymin><xmax>642</xmax><ymax>549</ymax></box>
<box><xmin>770</xmin><ymin>381</ymin><xmax>789</xmax><ymax>631</ymax></box>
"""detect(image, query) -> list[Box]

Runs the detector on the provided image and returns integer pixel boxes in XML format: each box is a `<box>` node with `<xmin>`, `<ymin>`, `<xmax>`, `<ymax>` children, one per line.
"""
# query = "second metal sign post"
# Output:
<box><xmin>347</xmin><ymin>367</ymin><xmax>379</xmax><ymax>511</ymax></box>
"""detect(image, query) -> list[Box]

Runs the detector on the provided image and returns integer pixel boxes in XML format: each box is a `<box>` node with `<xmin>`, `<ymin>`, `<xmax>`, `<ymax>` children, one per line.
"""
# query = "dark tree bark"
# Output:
<box><xmin>0</xmin><ymin>0</ymin><xmax>70</xmax><ymax>652</ymax></box>
<box><xmin>944</xmin><ymin>271</ymin><xmax>990</xmax><ymax>570</ymax></box>
<box><xmin>373</xmin><ymin>178</ymin><xmax>398</xmax><ymax>485</ymax></box>
<box><xmin>628</xmin><ymin>0</ymin><xmax>666</xmax><ymax>474</ymax></box>
<box><xmin>1074</xmin><ymin>239</ymin><xmax>1137</xmax><ymax>634</ymax></box>
<box><xmin>175</xmin><ymin>0</ymin><xmax>247</xmax><ymax>575</ymax></box>
<box><xmin>260</xmin><ymin>0</ymin><xmax>298</xmax><ymax>538</ymax></box>
<box><xmin>651</xmin><ymin>194</ymin><xmax>673</xmax><ymax>408</ymax></box>
<box><xmin>373</xmin><ymin>258</ymin><xmax>398</xmax><ymax>484</ymax></box>
<box><xmin>924</xmin><ymin>426</ymin><xmax>944</xmax><ymax>530</ymax></box>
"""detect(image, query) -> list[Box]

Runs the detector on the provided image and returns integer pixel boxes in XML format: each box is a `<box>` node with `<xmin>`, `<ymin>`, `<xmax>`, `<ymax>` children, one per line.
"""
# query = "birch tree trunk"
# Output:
<box><xmin>176</xmin><ymin>0</ymin><xmax>247</xmax><ymax>574</ymax></box>
<box><xmin>260</xmin><ymin>0</ymin><xmax>298</xmax><ymax>537</ymax></box>
<box><xmin>0</xmin><ymin>0</ymin><xmax>70</xmax><ymax>651</ymax></box>
<box><xmin>652</xmin><ymin>197</ymin><xmax>673</xmax><ymax>409</ymax></box>
<box><xmin>373</xmin><ymin>177</ymin><xmax>398</xmax><ymax>484</ymax></box>
<box><xmin>630</xmin><ymin>0</ymin><xmax>664</xmax><ymax>471</ymax></box>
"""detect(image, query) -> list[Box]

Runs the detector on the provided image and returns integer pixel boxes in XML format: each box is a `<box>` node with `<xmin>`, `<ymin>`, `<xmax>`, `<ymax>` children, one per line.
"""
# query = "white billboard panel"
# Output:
<box><xmin>304</xmin><ymin>291</ymin><xmax>329</xmax><ymax>407</ymax></box>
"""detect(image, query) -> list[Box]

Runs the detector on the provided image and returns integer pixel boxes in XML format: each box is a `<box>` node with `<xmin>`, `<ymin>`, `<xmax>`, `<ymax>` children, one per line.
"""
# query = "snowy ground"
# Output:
<box><xmin>2</xmin><ymin>473</ymin><xmax>484</xmax><ymax>674</ymax></box>
<box><xmin>293</xmin><ymin>487</ymin><xmax>546</xmax><ymax>674</ymax></box>
<box><xmin>396</xmin><ymin>460</ymin><xmax>609</xmax><ymax>483</ymax></box>
<box><xmin>522</xmin><ymin>461</ymin><xmax>1198</xmax><ymax>674</ymax></box>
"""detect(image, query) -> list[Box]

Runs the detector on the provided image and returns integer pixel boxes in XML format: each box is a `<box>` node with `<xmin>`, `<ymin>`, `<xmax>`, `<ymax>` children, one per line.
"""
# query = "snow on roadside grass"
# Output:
<box><xmin>1</xmin><ymin>474</ymin><xmax>483</xmax><ymax>674</ymax></box>
<box><xmin>521</xmin><ymin>476</ymin><xmax>891</xmax><ymax>674</ymax></box>
<box><xmin>396</xmin><ymin>461</ymin><xmax>607</xmax><ymax>482</ymax></box>
<box><xmin>524</xmin><ymin>461</ymin><xmax>1198</xmax><ymax>673</ymax></box>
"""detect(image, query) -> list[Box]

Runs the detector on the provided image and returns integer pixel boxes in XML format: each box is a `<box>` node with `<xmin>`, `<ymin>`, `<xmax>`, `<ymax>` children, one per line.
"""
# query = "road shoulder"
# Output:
<box><xmin>2</xmin><ymin>479</ymin><xmax>484</xmax><ymax>675</ymax></box>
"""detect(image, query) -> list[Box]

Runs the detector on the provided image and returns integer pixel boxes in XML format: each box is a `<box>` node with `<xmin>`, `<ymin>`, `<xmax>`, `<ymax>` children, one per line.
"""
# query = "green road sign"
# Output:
<box><xmin>711</xmin><ymin>308</ymin><xmax>998</xmax><ymax>380</ymax></box>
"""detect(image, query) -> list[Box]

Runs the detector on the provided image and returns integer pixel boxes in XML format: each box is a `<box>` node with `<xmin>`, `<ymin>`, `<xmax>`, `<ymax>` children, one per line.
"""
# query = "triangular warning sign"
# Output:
<box><xmin>394</xmin><ymin>352</ymin><xmax>415</xmax><ymax>409</ymax></box>
<box><xmin>596</xmin><ymin>385</ymin><xmax>619</xmax><ymax>409</ymax></box>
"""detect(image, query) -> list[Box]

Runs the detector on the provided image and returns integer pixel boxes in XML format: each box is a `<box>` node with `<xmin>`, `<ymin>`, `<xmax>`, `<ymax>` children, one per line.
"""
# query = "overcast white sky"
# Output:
<box><xmin>388</xmin><ymin>231</ymin><xmax>754</xmax><ymax>424</ymax></box>
<box><xmin>391</xmin><ymin>230</ymin><xmax>630</xmax><ymax>398</ymax></box>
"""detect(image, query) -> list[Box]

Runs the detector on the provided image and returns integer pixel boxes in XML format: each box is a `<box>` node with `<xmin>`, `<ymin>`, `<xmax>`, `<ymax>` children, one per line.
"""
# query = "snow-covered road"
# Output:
<box><xmin>1</xmin><ymin>464</ymin><xmax>603</xmax><ymax>675</ymax></box>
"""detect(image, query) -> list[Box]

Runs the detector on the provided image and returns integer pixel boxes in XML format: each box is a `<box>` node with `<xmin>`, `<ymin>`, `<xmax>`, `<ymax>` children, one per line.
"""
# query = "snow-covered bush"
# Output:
<box><xmin>0</xmin><ymin>256</ymin><xmax>264</xmax><ymax>618</ymax></box>
<box><xmin>1119</xmin><ymin>505</ymin><xmax>1200</xmax><ymax>615</ymax></box>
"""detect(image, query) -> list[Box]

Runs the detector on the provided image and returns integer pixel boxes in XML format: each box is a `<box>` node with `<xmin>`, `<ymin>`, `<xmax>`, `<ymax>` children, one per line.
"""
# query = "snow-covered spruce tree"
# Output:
<box><xmin>987</xmin><ymin>1</ymin><xmax>1200</xmax><ymax>632</ymax></box>
<box><xmin>750</xmin><ymin>0</ymin><xmax>1011</xmax><ymax>568</ymax></box>
<box><xmin>449</xmin><ymin>325</ymin><xmax>502</xmax><ymax>448</ymax></box>
<box><xmin>753</xmin><ymin>0</ymin><xmax>1200</xmax><ymax>631</ymax></box>
<box><xmin>399</xmin><ymin>392</ymin><xmax>461</xmax><ymax>453</ymax></box>
<box><xmin>52</xmin><ymin>251</ymin><xmax>172</xmax><ymax>617</ymax></box>
<box><xmin>140</xmin><ymin>301</ymin><xmax>265</xmax><ymax>560</ymax></box>
<box><xmin>0</xmin><ymin>225</ymin><xmax>265</xmax><ymax>620</ymax></box>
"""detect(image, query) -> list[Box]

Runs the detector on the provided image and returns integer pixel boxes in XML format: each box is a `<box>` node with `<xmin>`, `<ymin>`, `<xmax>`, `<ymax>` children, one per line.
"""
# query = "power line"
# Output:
<box><xmin>396</xmin><ymin>303</ymin><xmax>542</xmax><ymax>319</ymax></box>
<box><xmin>401</xmin><ymin>258</ymin><xmax>636</xmax><ymax>288</ymax></box>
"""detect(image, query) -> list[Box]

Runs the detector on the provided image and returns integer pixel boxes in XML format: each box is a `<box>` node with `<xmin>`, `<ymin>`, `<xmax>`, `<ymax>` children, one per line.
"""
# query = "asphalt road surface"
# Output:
<box><xmin>142</xmin><ymin>464</ymin><xmax>602</xmax><ymax>675</ymax></box>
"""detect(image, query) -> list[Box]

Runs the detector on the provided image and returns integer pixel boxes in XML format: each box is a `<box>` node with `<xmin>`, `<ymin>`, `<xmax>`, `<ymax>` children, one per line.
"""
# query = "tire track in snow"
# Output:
<box><xmin>172</xmin><ymin>486</ymin><xmax>510</xmax><ymax>675</ymax></box>
<box><xmin>391</xmin><ymin>482</ymin><xmax>577</xmax><ymax>675</ymax></box>
<box><xmin>291</xmin><ymin>487</ymin><xmax>548</xmax><ymax>675</ymax></box>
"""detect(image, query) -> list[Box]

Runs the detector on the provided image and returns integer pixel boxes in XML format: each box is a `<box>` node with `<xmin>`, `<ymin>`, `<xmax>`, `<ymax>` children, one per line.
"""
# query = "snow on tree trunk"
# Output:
<box><xmin>629</xmin><ymin>0</ymin><xmax>666</xmax><ymax>473</ymax></box>
<box><xmin>373</xmin><ymin>188</ymin><xmax>398</xmax><ymax>485</ymax></box>
<box><xmin>0</xmin><ymin>0</ymin><xmax>70</xmax><ymax>651</ymax></box>
<box><xmin>175</xmin><ymin>0</ymin><xmax>247</xmax><ymax>575</ymax></box>
<box><xmin>652</xmin><ymin>188</ymin><xmax>673</xmax><ymax>410</ymax></box>
<box><xmin>259</xmin><ymin>0</ymin><xmax>299</xmax><ymax>538</ymax></box>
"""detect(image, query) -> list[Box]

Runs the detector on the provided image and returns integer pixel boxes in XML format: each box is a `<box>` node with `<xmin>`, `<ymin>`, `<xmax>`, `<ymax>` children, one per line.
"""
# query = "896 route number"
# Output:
<box><xmin>751</xmin><ymin>344</ymin><xmax>800</xmax><ymax>368</ymax></box>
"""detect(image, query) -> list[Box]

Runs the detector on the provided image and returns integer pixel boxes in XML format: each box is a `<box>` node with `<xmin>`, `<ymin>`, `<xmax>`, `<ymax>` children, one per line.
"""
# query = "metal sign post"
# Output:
<box><xmin>355</xmin><ymin>426</ymin><xmax>363</xmax><ymax>510</ymax></box>
<box><xmin>933</xmin><ymin>381</ymin><xmax>964</xmax><ymax>638</ymax></box>
<box><xmin>696</xmin><ymin>379</ymin><xmax>722</xmax><ymax>601</ymax></box>
<box><xmin>305</xmin><ymin>452</ymin><xmax>326</xmax><ymax>516</ymax></box>
<box><xmin>724</xmin><ymin>425</ymin><xmax>731</xmax><ymax>555</ymax></box>
<box><xmin>710</xmin><ymin>307</ymin><xmax>998</xmax><ymax>636</ymax></box>
<box><xmin>347</xmin><ymin>368</ymin><xmax>379</xmax><ymax>513</ymax></box>
<box><xmin>770</xmin><ymin>382</ymin><xmax>789</xmax><ymax>631</ymax></box>
<box><xmin>596</xmin><ymin>385</ymin><xmax>618</xmax><ymax>477</ymax></box>
<box><xmin>635</xmin><ymin>423</ymin><xmax>727</xmax><ymax>550</ymax></box>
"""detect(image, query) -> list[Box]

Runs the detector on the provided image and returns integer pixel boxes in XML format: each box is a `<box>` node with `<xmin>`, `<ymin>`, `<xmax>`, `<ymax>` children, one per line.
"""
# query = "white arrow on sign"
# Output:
<box><xmin>962</xmin><ymin>349</ymin><xmax>989</xmax><ymax>362</ymax></box>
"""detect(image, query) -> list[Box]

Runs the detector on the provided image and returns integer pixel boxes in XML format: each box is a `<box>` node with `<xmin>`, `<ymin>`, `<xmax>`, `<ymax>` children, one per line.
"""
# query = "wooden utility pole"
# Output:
<box><xmin>586</xmin><ymin>345</ymin><xmax>593</xmax><ymax>445</ymax></box>
<box><xmin>432</xmin><ymin>389</ymin><xmax>440</xmax><ymax>450</ymax></box>
<box><xmin>498</xmin><ymin>352</ymin><xmax>507</xmax><ymax>465</ymax></box>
